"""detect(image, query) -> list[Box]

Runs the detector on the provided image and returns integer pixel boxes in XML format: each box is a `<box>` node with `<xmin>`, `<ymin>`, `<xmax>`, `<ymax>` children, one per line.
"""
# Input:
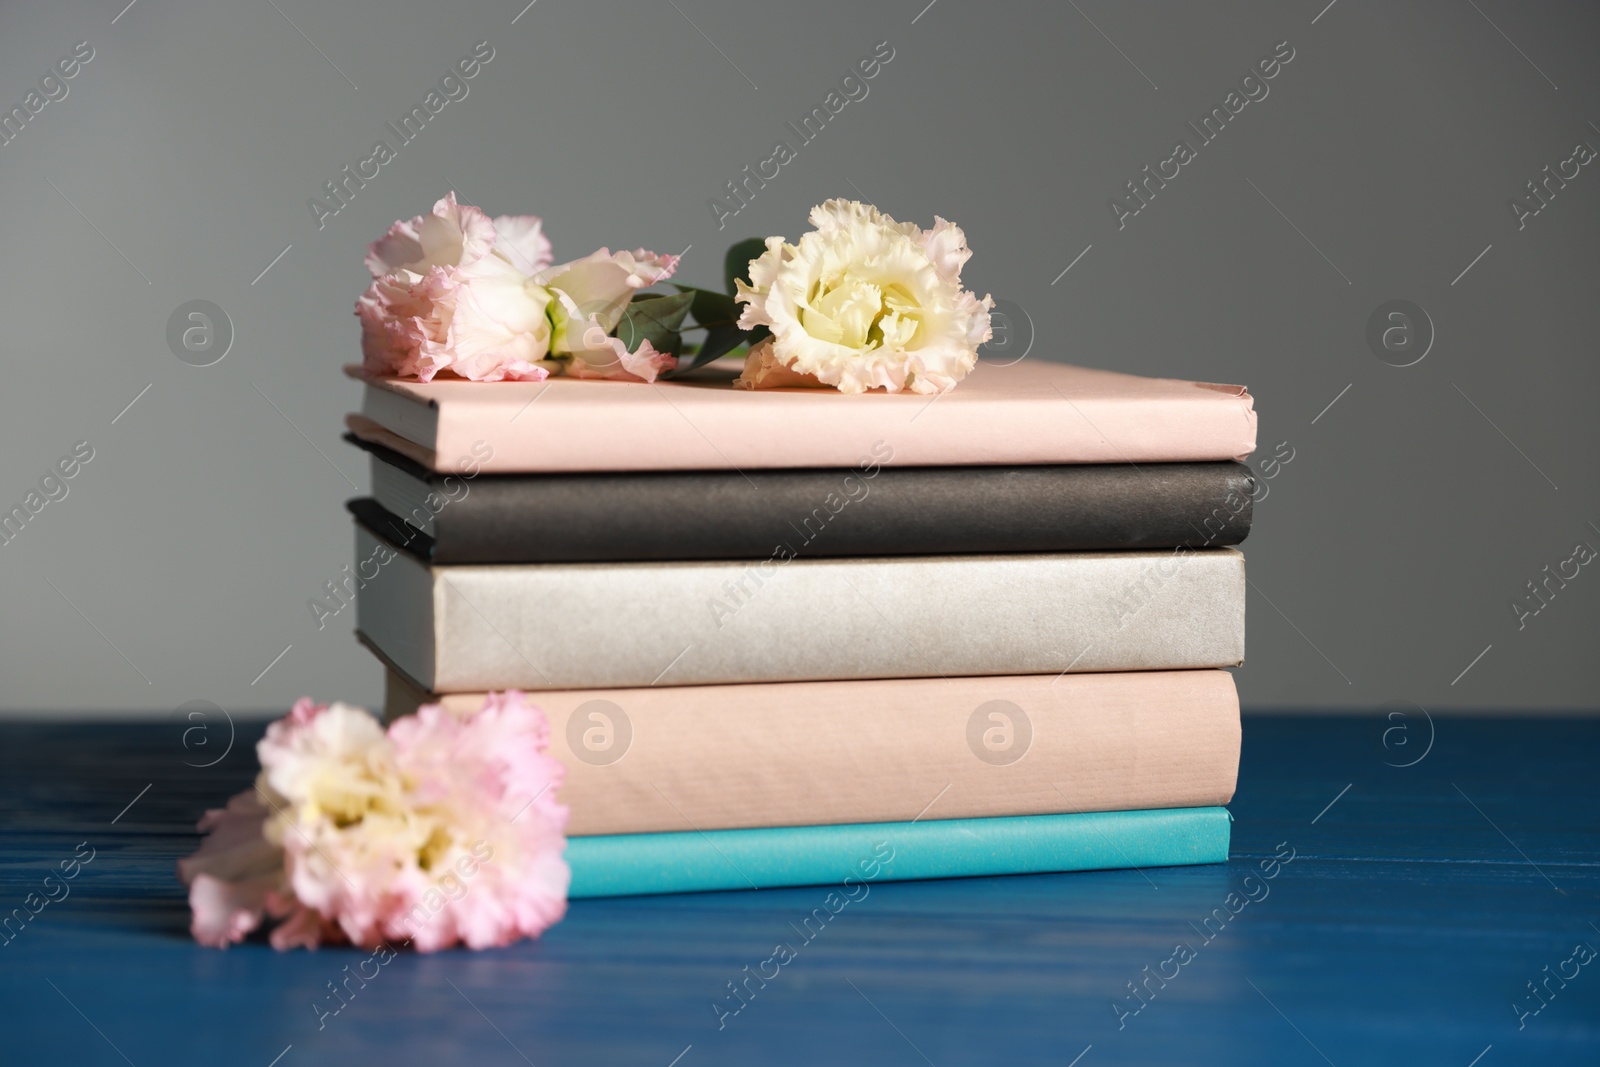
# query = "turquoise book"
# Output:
<box><xmin>566</xmin><ymin>807</ymin><xmax>1231</xmax><ymax>898</ymax></box>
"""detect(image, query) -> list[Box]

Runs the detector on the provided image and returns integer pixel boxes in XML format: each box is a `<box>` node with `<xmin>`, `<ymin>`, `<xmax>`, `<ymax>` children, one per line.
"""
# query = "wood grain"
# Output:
<box><xmin>0</xmin><ymin>715</ymin><xmax>1595</xmax><ymax>1065</ymax></box>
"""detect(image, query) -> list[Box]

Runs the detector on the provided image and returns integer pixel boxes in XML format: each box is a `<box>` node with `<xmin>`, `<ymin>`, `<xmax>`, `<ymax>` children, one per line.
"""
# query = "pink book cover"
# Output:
<box><xmin>384</xmin><ymin>667</ymin><xmax>1242</xmax><ymax>837</ymax></box>
<box><xmin>343</xmin><ymin>359</ymin><xmax>1256</xmax><ymax>474</ymax></box>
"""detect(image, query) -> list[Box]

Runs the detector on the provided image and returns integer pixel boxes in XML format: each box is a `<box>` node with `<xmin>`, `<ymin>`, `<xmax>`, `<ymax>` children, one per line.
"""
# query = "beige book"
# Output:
<box><xmin>355</xmin><ymin>521</ymin><xmax>1246</xmax><ymax>692</ymax></box>
<box><xmin>383</xmin><ymin>665</ymin><xmax>1241</xmax><ymax>837</ymax></box>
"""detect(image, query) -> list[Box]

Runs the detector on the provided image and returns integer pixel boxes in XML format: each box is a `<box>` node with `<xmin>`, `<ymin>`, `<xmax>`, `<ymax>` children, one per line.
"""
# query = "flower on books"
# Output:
<box><xmin>541</xmin><ymin>247</ymin><xmax>681</xmax><ymax>381</ymax></box>
<box><xmin>358</xmin><ymin>192</ymin><xmax>556</xmax><ymax>383</ymax></box>
<box><xmin>356</xmin><ymin>193</ymin><xmax>682</xmax><ymax>384</ymax></box>
<box><xmin>178</xmin><ymin>693</ymin><xmax>569</xmax><ymax>952</ymax></box>
<box><xmin>732</xmin><ymin>199</ymin><xmax>994</xmax><ymax>395</ymax></box>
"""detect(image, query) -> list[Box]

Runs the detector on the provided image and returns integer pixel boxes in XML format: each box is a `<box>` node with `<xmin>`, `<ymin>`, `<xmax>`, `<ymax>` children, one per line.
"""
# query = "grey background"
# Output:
<box><xmin>2</xmin><ymin>0</ymin><xmax>1596</xmax><ymax>715</ymax></box>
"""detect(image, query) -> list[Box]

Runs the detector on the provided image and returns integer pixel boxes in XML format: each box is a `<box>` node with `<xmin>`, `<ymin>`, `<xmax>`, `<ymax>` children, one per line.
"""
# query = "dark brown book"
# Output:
<box><xmin>346</xmin><ymin>434</ymin><xmax>1253</xmax><ymax>564</ymax></box>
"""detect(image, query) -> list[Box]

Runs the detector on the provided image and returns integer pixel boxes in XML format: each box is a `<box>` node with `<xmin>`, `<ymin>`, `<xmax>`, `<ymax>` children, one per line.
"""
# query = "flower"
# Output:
<box><xmin>356</xmin><ymin>193</ymin><xmax>681</xmax><ymax>384</ymax></box>
<box><xmin>439</xmin><ymin>268</ymin><xmax>557</xmax><ymax>382</ymax></box>
<box><xmin>733</xmin><ymin>199</ymin><xmax>994</xmax><ymax>394</ymax></box>
<box><xmin>178</xmin><ymin>787</ymin><xmax>320</xmax><ymax>950</ymax></box>
<box><xmin>178</xmin><ymin>693</ymin><xmax>569</xmax><ymax>952</ymax></box>
<box><xmin>540</xmin><ymin>247</ymin><xmax>681</xmax><ymax>382</ymax></box>
<box><xmin>358</xmin><ymin>192</ymin><xmax>556</xmax><ymax>383</ymax></box>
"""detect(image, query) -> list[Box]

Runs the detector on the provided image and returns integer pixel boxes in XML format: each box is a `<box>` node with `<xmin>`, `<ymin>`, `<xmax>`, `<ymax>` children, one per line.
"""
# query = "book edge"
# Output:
<box><xmin>566</xmin><ymin>807</ymin><xmax>1232</xmax><ymax>898</ymax></box>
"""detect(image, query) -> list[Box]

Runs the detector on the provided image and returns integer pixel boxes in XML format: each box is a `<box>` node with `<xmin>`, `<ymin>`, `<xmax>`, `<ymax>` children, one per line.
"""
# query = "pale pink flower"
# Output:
<box><xmin>178</xmin><ymin>694</ymin><xmax>569</xmax><ymax>952</ymax></box>
<box><xmin>357</xmin><ymin>196</ymin><xmax>680</xmax><ymax>384</ymax></box>
<box><xmin>179</xmin><ymin>789</ymin><xmax>295</xmax><ymax>948</ymax></box>
<box><xmin>363</xmin><ymin>191</ymin><xmax>500</xmax><ymax>279</ymax></box>
<box><xmin>356</xmin><ymin>192</ymin><xmax>556</xmax><ymax>383</ymax></box>
<box><xmin>384</xmin><ymin>693</ymin><xmax>569</xmax><ymax>950</ymax></box>
<box><xmin>178</xmin><ymin>698</ymin><xmax>342</xmax><ymax>950</ymax></box>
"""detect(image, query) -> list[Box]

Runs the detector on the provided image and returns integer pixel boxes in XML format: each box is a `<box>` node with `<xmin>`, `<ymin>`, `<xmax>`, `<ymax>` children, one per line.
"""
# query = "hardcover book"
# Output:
<box><xmin>382</xmin><ymin>666</ymin><xmax>1240</xmax><ymax>836</ymax></box>
<box><xmin>347</xmin><ymin>435</ymin><xmax>1254</xmax><ymax>563</ymax></box>
<box><xmin>342</xmin><ymin>359</ymin><xmax>1257</xmax><ymax>473</ymax></box>
<box><xmin>566</xmin><ymin>807</ymin><xmax>1233</xmax><ymax>898</ymax></box>
<box><xmin>352</xmin><ymin>518</ymin><xmax>1247</xmax><ymax>691</ymax></box>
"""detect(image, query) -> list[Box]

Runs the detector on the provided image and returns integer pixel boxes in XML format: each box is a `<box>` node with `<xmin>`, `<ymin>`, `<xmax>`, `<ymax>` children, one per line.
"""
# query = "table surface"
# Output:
<box><xmin>2</xmin><ymin>714</ymin><xmax>1596</xmax><ymax>1066</ymax></box>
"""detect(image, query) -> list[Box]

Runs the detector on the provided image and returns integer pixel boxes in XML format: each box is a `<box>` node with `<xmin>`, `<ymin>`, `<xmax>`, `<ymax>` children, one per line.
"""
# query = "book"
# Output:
<box><xmin>342</xmin><ymin>359</ymin><xmax>1257</xmax><ymax>474</ymax></box>
<box><xmin>565</xmin><ymin>807</ymin><xmax>1233</xmax><ymax>898</ymax></box>
<box><xmin>352</xmin><ymin>518</ymin><xmax>1247</xmax><ymax>691</ymax></box>
<box><xmin>381</xmin><ymin>666</ymin><xmax>1241</xmax><ymax>835</ymax></box>
<box><xmin>347</xmin><ymin>434</ymin><xmax>1254</xmax><ymax>563</ymax></box>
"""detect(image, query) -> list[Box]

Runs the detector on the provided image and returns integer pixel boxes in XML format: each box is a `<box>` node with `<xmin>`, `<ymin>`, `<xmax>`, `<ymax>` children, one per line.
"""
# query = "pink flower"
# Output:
<box><xmin>177</xmin><ymin>694</ymin><xmax>569</xmax><ymax>952</ymax></box>
<box><xmin>385</xmin><ymin>693</ymin><xmax>569</xmax><ymax>950</ymax></box>
<box><xmin>356</xmin><ymin>192</ymin><xmax>556</xmax><ymax>383</ymax></box>
<box><xmin>356</xmin><ymin>194</ymin><xmax>682</xmax><ymax>384</ymax></box>
<box><xmin>178</xmin><ymin>698</ymin><xmax>342</xmax><ymax>950</ymax></box>
<box><xmin>179</xmin><ymin>789</ymin><xmax>291</xmax><ymax>948</ymax></box>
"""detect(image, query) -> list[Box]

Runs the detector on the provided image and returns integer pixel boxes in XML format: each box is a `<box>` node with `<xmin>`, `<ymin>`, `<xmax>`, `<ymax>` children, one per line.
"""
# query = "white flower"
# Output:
<box><xmin>733</xmin><ymin>200</ymin><xmax>994</xmax><ymax>394</ymax></box>
<box><xmin>539</xmin><ymin>248</ymin><xmax>681</xmax><ymax>381</ymax></box>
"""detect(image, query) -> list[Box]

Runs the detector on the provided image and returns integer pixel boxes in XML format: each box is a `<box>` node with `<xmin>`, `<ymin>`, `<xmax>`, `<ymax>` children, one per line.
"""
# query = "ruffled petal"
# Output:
<box><xmin>919</xmin><ymin>216</ymin><xmax>973</xmax><ymax>285</ymax></box>
<box><xmin>542</xmin><ymin>248</ymin><xmax>679</xmax><ymax>343</ymax></box>
<box><xmin>365</xmin><ymin>192</ymin><xmax>498</xmax><ymax>277</ymax></box>
<box><xmin>178</xmin><ymin>790</ymin><xmax>279</xmax><ymax>885</ymax></box>
<box><xmin>733</xmin><ymin>338</ymin><xmax>828</xmax><ymax>390</ymax></box>
<box><xmin>443</xmin><ymin>271</ymin><xmax>555</xmax><ymax>381</ymax></box>
<box><xmin>490</xmin><ymin>215</ymin><xmax>553</xmax><ymax>275</ymax></box>
<box><xmin>268</xmin><ymin>905</ymin><xmax>334</xmax><ymax>951</ymax></box>
<box><xmin>731</xmin><ymin>200</ymin><xmax>989</xmax><ymax>395</ymax></box>
<box><xmin>560</xmin><ymin>328</ymin><xmax>677</xmax><ymax>383</ymax></box>
<box><xmin>187</xmin><ymin>872</ymin><xmax>275</xmax><ymax>948</ymax></box>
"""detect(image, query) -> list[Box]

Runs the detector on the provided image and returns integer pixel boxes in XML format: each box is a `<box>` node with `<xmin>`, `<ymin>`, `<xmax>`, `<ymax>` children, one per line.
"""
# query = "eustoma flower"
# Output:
<box><xmin>540</xmin><ymin>247</ymin><xmax>681</xmax><ymax>381</ymax></box>
<box><xmin>356</xmin><ymin>193</ymin><xmax>680</xmax><ymax>383</ymax></box>
<box><xmin>733</xmin><ymin>199</ymin><xmax>994</xmax><ymax>394</ymax></box>
<box><xmin>178</xmin><ymin>693</ymin><xmax>569</xmax><ymax>952</ymax></box>
<box><xmin>357</xmin><ymin>193</ymin><xmax>553</xmax><ymax>383</ymax></box>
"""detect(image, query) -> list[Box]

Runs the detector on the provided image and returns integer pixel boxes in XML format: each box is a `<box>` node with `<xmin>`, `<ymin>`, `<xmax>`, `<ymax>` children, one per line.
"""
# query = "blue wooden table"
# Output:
<box><xmin>2</xmin><ymin>715</ymin><xmax>1596</xmax><ymax>1065</ymax></box>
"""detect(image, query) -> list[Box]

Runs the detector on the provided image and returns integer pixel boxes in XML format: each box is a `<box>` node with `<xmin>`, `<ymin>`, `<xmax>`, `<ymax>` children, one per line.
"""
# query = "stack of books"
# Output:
<box><xmin>341</xmin><ymin>359</ymin><xmax>1256</xmax><ymax>897</ymax></box>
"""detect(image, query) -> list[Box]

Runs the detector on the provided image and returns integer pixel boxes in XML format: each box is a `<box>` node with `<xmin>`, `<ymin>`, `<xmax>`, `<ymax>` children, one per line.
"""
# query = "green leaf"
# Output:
<box><xmin>615</xmin><ymin>291</ymin><xmax>693</xmax><ymax>356</ymax></box>
<box><xmin>723</xmin><ymin>238</ymin><xmax>768</xmax><ymax>297</ymax></box>
<box><xmin>665</xmin><ymin>323</ymin><xmax>748</xmax><ymax>377</ymax></box>
<box><xmin>656</xmin><ymin>268</ymin><xmax>774</xmax><ymax>378</ymax></box>
<box><xmin>672</xmin><ymin>284</ymin><xmax>741</xmax><ymax>330</ymax></box>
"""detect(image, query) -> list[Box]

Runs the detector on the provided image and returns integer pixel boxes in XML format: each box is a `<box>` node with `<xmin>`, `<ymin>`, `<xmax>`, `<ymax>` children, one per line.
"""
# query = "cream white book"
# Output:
<box><xmin>355</xmin><ymin>521</ymin><xmax>1246</xmax><ymax>691</ymax></box>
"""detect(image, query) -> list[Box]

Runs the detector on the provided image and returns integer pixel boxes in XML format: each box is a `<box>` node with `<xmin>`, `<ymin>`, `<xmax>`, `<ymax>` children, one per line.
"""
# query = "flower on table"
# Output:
<box><xmin>178</xmin><ymin>693</ymin><xmax>569</xmax><ymax>952</ymax></box>
<box><xmin>732</xmin><ymin>199</ymin><xmax>994</xmax><ymax>395</ymax></box>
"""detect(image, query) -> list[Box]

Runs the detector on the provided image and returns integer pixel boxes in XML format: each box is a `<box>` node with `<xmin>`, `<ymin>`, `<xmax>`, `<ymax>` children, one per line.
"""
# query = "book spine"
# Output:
<box><xmin>419</xmin><ymin>385</ymin><xmax>1259</xmax><ymax>471</ymax></box>
<box><xmin>404</xmin><ymin>462</ymin><xmax>1255</xmax><ymax>563</ymax></box>
<box><xmin>386</xmin><ymin>669</ymin><xmax>1241</xmax><ymax>836</ymax></box>
<box><xmin>565</xmin><ymin>808</ymin><xmax>1232</xmax><ymax>898</ymax></box>
<box><xmin>366</xmin><ymin>533</ymin><xmax>1248</xmax><ymax>690</ymax></box>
